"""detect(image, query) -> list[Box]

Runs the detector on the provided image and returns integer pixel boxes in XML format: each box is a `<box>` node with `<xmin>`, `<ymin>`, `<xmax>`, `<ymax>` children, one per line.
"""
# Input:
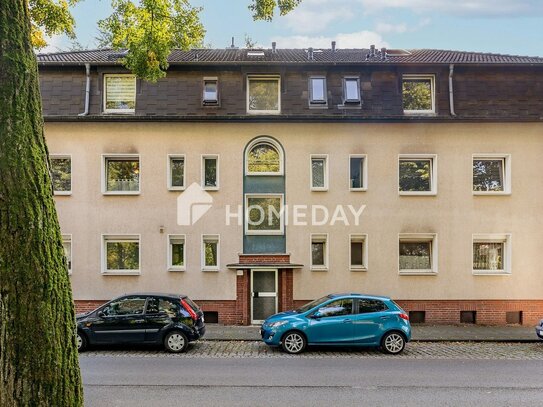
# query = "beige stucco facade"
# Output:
<box><xmin>45</xmin><ymin>121</ymin><xmax>543</xmax><ymax>304</ymax></box>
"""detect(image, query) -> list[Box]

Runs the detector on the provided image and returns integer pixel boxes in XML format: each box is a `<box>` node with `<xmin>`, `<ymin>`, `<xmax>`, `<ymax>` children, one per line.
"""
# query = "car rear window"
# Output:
<box><xmin>183</xmin><ymin>297</ymin><xmax>201</xmax><ymax>312</ymax></box>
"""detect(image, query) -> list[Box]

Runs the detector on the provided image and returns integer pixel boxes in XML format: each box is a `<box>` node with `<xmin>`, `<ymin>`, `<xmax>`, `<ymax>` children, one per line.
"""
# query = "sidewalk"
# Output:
<box><xmin>204</xmin><ymin>324</ymin><xmax>540</xmax><ymax>342</ymax></box>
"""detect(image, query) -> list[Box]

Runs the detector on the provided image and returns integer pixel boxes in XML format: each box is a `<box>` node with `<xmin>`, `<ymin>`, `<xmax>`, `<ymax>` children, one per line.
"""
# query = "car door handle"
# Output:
<box><xmin>133</xmin><ymin>319</ymin><xmax>145</xmax><ymax>323</ymax></box>
<box><xmin>343</xmin><ymin>319</ymin><xmax>353</xmax><ymax>323</ymax></box>
<box><xmin>380</xmin><ymin>316</ymin><xmax>391</xmax><ymax>320</ymax></box>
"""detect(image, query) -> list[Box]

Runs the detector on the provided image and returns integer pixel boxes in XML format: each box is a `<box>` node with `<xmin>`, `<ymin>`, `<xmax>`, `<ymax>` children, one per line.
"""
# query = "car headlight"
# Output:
<box><xmin>268</xmin><ymin>321</ymin><xmax>288</xmax><ymax>328</ymax></box>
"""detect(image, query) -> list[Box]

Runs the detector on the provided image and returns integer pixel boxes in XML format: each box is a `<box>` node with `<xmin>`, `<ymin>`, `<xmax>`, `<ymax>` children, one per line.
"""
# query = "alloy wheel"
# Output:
<box><xmin>383</xmin><ymin>333</ymin><xmax>405</xmax><ymax>354</ymax></box>
<box><xmin>282</xmin><ymin>332</ymin><xmax>306</xmax><ymax>354</ymax></box>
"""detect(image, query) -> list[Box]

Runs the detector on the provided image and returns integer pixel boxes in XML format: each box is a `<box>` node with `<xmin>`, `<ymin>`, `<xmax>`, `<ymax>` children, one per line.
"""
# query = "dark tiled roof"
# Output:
<box><xmin>37</xmin><ymin>48</ymin><xmax>543</xmax><ymax>65</ymax></box>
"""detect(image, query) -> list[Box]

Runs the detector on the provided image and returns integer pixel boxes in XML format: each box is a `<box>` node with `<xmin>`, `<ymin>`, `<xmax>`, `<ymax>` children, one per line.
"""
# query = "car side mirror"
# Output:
<box><xmin>310</xmin><ymin>312</ymin><xmax>322</xmax><ymax>319</ymax></box>
<box><xmin>97</xmin><ymin>311</ymin><xmax>105</xmax><ymax>318</ymax></box>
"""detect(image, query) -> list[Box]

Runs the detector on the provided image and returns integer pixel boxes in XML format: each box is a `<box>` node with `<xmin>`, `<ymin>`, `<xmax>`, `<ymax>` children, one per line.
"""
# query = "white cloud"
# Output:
<box><xmin>271</xmin><ymin>30</ymin><xmax>389</xmax><ymax>49</ymax></box>
<box><xmin>281</xmin><ymin>0</ymin><xmax>356</xmax><ymax>34</ymax></box>
<box><xmin>360</xmin><ymin>0</ymin><xmax>543</xmax><ymax>17</ymax></box>
<box><xmin>375</xmin><ymin>18</ymin><xmax>431</xmax><ymax>34</ymax></box>
<box><xmin>375</xmin><ymin>22</ymin><xmax>409</xmax><ymax>34</ymax></box>
<box><xmin>39</xmin><ymin>35</ymin><xmax>68</xmax><ymax>53</ymax></box>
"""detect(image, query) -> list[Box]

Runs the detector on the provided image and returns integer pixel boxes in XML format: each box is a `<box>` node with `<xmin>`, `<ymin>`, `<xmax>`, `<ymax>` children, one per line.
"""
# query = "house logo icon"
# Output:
<box><xmin>177</xmin><ymin>183</ymin><xmax>214</xmax><ymax>226</ymax></box>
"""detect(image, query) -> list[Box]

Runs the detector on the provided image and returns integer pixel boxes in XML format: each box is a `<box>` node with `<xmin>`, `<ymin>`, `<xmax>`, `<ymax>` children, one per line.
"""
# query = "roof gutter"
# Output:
<box><xmin>449</xmin><ymin>64</ymin><xmax>457</xmax><ymax>117</ymax></box>
<box><xmin>78</xmin><ymin>63</ymin><xmax>91</xmax><ymax>116</ymax></box>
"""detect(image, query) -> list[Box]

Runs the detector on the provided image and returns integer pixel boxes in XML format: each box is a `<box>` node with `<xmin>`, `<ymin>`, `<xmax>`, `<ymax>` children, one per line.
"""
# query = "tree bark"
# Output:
<box><xmin>0</xmin><ymin>0</ymin><xmax>83</xmax><ymax>405</ymax></box>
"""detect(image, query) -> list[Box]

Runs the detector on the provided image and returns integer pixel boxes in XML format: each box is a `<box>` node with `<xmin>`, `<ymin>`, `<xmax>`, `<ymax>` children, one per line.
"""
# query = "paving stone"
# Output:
<box><xmin>81</xmin><ymin>341</ymin><xmax>543</xmax><ymax>360</ymax></box>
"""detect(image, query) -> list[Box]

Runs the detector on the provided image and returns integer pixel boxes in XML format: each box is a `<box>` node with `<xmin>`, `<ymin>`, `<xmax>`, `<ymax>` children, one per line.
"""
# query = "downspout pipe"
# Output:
<box><xmin>78</xmin><ymin>63</ymin><xmax>91</xmax><ymax>116</ymax></box>
<box><xmin>448</xmin><ymin>63</ymin><xmax>456</xmax><ymax>117</ymax></box>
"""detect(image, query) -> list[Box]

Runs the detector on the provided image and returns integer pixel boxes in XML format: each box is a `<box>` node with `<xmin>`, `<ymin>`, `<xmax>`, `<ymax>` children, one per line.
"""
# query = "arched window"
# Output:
<box><xmin>246</xmin><ymin>138</ymin><xmax>283</xmax><ymax>175</ymax></box>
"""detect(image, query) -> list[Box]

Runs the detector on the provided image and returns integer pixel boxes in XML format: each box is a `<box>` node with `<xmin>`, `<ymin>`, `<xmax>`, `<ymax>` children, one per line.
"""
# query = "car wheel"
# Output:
<box><xmin>164</xmin><ymin>331</ymin><xmax>188</xmax><ymax>353</ymax></box>
<box><xmin>381</xmin><ymin>332</ymin><xmax>405</xmax><ymax>355</ymax></box>
<box><xmin>281</xmin><ymin>331</ymin><xmax>307</xmax><ymax>354</ymax></box>
<box><xmin>76</xmin><ymin>332</ymin><xmax>87</xmax><ymax>352</ymax></box>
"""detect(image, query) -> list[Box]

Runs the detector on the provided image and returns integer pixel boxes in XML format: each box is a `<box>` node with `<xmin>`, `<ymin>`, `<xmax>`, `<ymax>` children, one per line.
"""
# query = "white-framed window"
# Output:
<box><xmin>472</xmin><ymin>154</ymin><xmax>511</xmax><ymax>195</ymax></box>
<box><xmin>402</xmin><ymin>74</ymin><xmax>435</xmax><ymax>114</ymax></box>
<box><xmin>350</xmin><ymin>234</ymin><xmax>368</xmax><ymax>271</ymax></box>
<box><xmin>201</xmin><ymin>155</ymin><xmax>219</xmax><ymax>190</ymax></box>
<box><xmin>247</xmin><ymin>75</ymin><xmax>281</xmax><ymax>114</ymax></box>
<box><xmin>102</xmin><ymin>154</ymin><xmax>140</xmax><ymax>195</ymax></box>
<box><xmin>62</xmin><ymin>234</ymin><xmax>72</xmax><ymax>275</ymax></box>
<box><xmin>245</xmin><ymin>194</ymin><xmax>284</xmax><ymax>235</ymax></box>
<box><xmin>167</xmin><ymin>234</ymin><xmax>186</xmax><ymax>271</ymax></box>
<box><xmin>167</xmin><ymin>154</ymin><xmax>185</xmax><ymax>191</ymax></box>
<box><xmin>103</xmin><ymin>74</ymin><xmax>136</xmax><ymax>114</ymax></box>
<box><xmin>203</xmin><ymin>77</ymin><xmax>219</xmax><ymax>105</ymax></box>
<box><xmin>472</xmin><ymin>234</ymin><xmax>511</xmax><ymax>275</ymax></box>
<box><xmin>398</xmin><ymin>154</ymin><xmax>437</xmax><ymax>195</ymax></box>
<box><xmin>246</xmin><ymin>137</ymin><xmax>283</xmax><ymax>176</ymax></box>
<box><xmin>310</xmin><ymin>154</ymin><xmax>328</xmax><ymax>191</ymax></box>
<box><xmin>50</xmin><ymin>154</ymin><xmax>72</xmax><ymax>195</ymax></box>
<box><xmin>309</xmin><ymin>76</ymin><xmax>327</xmax><ymax>106</ymax></box>
<box><xmin>349</xmin><ymin>154</ymin><xmax>367</xmax><ymax>191</ymax></box>
<box><xmin>102</xmin><ymin>234</ymin><xmax>140</xmax><ymax>275</ymax></box>
<box><xmin>398</xmin><ymin>233</ymin><xmax>437</xmax><ymax>275</ymax></box>
<box><xmin>343</xmin><ymin>77</ymin><xmax>361</xmax><ymax>103</ymax></box>
<box><xmin>310</xmin><ymin>233</ymin><xmax>328</xmax><ymax>271</ymax></box>
<box><xmin>202</xmin><ymin>234</ymin><xmax>219</xmax><ymax>271</ymax></box>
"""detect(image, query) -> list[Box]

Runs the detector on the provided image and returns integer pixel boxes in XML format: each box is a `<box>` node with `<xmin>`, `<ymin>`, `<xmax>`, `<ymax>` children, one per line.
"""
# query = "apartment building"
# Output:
<box><xmin>37</xmin><ymin>46</ymin><xmax>543</xmax><ymax>325</ymax></box>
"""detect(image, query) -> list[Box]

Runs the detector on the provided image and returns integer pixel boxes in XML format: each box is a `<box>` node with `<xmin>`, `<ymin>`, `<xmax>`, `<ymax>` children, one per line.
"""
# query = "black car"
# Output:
<box><xmin>76</xmin><ymin>292</ymin><xmax>205</xmax><ymax>353</ymax></box>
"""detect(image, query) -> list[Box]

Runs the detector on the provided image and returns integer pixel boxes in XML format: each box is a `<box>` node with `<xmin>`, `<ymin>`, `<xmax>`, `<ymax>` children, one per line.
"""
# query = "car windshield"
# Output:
<box><xmin>296</xmin><ymin>296</ymin><xmax>332</xmax><ymax>313</ymax></box>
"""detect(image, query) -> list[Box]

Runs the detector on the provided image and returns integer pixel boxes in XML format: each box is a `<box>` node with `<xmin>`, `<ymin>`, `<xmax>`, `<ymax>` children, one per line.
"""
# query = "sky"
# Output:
<box><xmin>43</xmin><ymin>0</ymin><xmax>543</xmax><ymax>56</ymax></box>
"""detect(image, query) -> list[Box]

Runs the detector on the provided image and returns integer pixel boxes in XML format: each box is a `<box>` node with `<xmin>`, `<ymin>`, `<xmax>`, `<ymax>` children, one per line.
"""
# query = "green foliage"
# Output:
<box><xmin>247</xmin><ymin>143</ymin><xmax>280</xmax><ymax>172</ymax></box>
<box><xmin>106</xmin><ymin>242</ymin><xmax>140</xmax><ymax>270</ymax></box>
<box><xmin>247</xmin><ymin>197</ymin><xmax>281</xmax><ymax>231</ymax></box>
<box><xmin>402</xmin><ymin>79</ymin><xmax>432</xmax><ymax>111</ymax></box>
<box><xmin>31</xmin><ymin>0</ymin><xmax>300</xmax><ymax>80</ymax></box>
<box><xmin>399</xmin><ymin>160</ymin><xmax>431</xmax><ymax>192</ymax></box>
<box><xmin>50</xmin><ymin>157</ymin><xmax>71</xmax><ymax>191</ymax></box>
<box><xmin>249</xmin><ymin>0</ymin><xmax>302</xmax><ymax>21</ymax></box>
<box><xmin>29</xmin><ymin>0</ymin><xmax>79</xmax><ymax>48</ymax></box>
<box><xmin>106</xmin><ymin>159</ymin><xmax>140</xmax><ymax>191</ymax></box>
<box><xmin>248</xmin><ymin>79</ymin><xmax>280</xmax><ymax>111</ymax></box>
<box><xmin>99</xmin><ymin>0</ymin><xmax>205</xmax><ymax>82</ymax></box>
<box><xmin>204</xmin><ymin>242</ymin><xmax>217</xmax><ymax>266</ymax></box>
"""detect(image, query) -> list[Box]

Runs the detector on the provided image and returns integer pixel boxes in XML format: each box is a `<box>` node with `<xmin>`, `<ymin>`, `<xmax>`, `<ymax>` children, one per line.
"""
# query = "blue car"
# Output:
<box><xmin>261</xmin><ymin>293</ymin><xmax>411</xmax><ymax>354</ymax></box>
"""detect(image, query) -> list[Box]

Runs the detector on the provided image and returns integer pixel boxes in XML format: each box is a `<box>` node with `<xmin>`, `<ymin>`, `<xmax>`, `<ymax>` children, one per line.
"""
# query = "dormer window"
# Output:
<box><xmin>402</xmin><ymin>74</ymin><xmax>435</xmax><ymax>114</ymax></box>
<box><xmin>309</xmin><ymin>77</ymin><xmax>327</xmax><ymax>105</ymax></box>
<box><xmin>343</xmin><ymin>77</ymin><xmax>361</xmax><ymax>103</ymax></box>
<box><xmin>103</xmin><ymin>74</ymin><xmax>136</xmax><ymax>114</ymax></box>
<box><xmin>203</xmin><ymin>78</ymin><xmax>218</xmax><ymax>105</ymax></box>
<box><xmin>247</xmin><ymin>76</ymin><xmax>281</xmax><ymax>114</ymax></box>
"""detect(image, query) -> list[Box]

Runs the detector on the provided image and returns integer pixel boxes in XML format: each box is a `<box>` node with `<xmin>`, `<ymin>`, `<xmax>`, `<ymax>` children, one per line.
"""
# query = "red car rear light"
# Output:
<box><xmin>399</xmin><ymin>313</ymin><xmax>409</xmax><ymax>321</ymax></box>
<box><xmin>181</xmin><ymin>299</ymin><xmax>198</xmax><ymax>321</ymax></box>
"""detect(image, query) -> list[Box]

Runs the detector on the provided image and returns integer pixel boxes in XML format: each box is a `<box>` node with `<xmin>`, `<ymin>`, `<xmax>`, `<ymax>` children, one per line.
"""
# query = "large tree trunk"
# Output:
<box><xmin>0</xmin><ymin>1</ymin><xmax>83</xmax><ymax>405</ymax></box>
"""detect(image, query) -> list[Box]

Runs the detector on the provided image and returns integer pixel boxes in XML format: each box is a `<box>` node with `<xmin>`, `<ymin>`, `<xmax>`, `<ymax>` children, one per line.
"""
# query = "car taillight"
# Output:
<box><xmin>399</xmin><ymin>313</ymin><xmax>409</xmax><ymax>321</ymax></box>
<box><xmin>181</xmin><ymin>299</ymin><xmax>198</xmax><ymax>321</ymax></box>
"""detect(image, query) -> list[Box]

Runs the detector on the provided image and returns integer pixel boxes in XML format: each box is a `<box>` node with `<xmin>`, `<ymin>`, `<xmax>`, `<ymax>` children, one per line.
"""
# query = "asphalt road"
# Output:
<box><xmin>81</xmin><ymin>354</ymin><xmax>543</xmax><ymax>406</ymax></box>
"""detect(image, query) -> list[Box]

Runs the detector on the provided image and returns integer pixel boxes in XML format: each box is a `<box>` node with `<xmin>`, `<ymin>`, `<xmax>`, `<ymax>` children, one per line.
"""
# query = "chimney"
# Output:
<box><xmin>370</xmin><ymin>44</ymin><xmax>375</xmax><ymax>57</ymax></box>
<box><xmin>331</xmin><ymin>41</ymin><xmax>336</xmax><ymax>52</ymax></box>
<box><xmin>308</xmin><ymin>47</ymin><xmax>314</xmax><ymax>61</ymax></box>
<box><xmin>231</xmin><ymin>37</ymin><xmax>235</xmax><ymax>48</ymax></box>
<box><xmin>381</xmin><ymin>47</ymin><xmax>387</xmax><ymax>60</ymax></box>
<box><xmin>272</xmin><ymin>42</ymin><xmax>277</xmax><ymax>53</ymax></box>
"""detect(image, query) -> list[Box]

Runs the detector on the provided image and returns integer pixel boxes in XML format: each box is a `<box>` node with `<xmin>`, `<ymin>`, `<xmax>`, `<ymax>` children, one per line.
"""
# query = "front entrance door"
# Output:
<box><xmin>251</xmin><ymin>269</ymin><xmax>278</xmax><ymax>324</ymax></box>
